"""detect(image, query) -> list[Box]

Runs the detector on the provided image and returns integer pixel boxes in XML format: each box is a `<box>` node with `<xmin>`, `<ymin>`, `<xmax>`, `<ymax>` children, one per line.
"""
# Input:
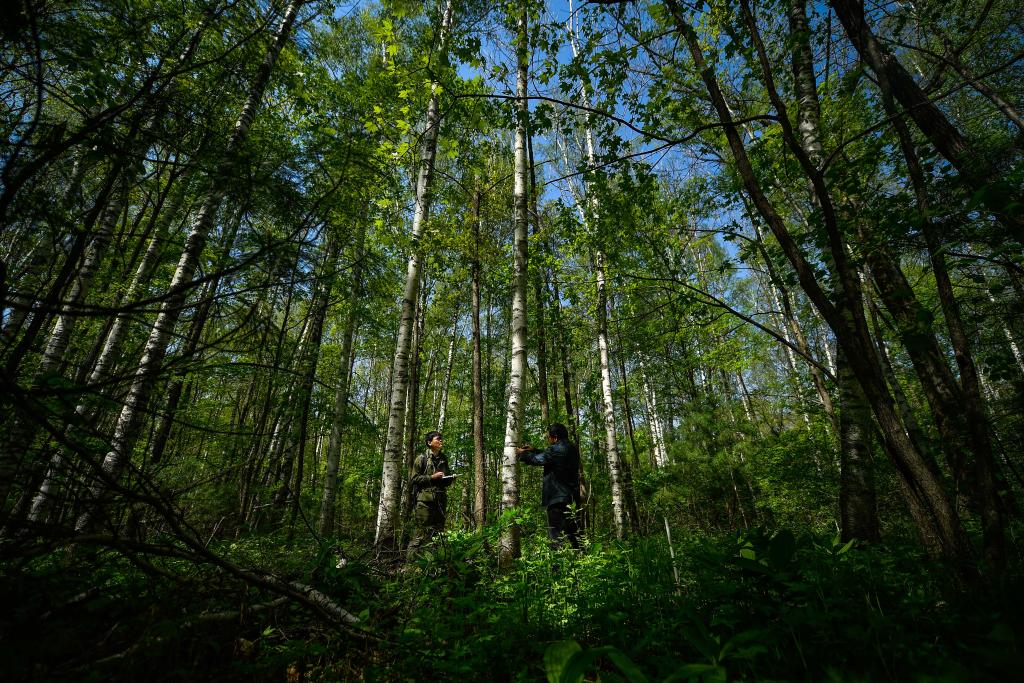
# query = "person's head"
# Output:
<box><xmin>424</xmin><ymin>431</ymin><xmax>443</xmax><ymax>451</ymax></box>
<box><xmin>546</xmin><ymin>423</ymin><xmax>569</xmax><ymax>443</ymax></box>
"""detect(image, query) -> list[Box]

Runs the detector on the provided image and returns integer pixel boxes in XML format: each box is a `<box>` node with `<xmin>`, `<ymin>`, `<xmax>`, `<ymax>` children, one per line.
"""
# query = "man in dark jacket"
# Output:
<box><xmin>407</xmin><ymin>430</ymin><xmax>454</xmax><ymax>558</ymax></box>
<box><xmin>516</xmin><ymin>423</ymin><xmax>582</xmax><ymax>550</ymax></box>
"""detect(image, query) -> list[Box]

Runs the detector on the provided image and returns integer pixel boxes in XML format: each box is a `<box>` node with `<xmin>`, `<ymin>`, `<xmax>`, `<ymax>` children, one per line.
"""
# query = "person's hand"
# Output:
<box><xmin>431</xmin><ymin>471</ymin><xmax>444</xmax><ymax>480</ymax></box>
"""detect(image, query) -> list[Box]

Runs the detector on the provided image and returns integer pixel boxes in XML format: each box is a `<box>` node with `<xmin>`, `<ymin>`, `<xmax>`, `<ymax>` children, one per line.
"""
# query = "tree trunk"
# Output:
<box><xmin>527</xmin><ymin>132</ymin><xmax>550</xmax><ymax>425</ymax></box>
<box><xmin>552</xmin><ymin>274</ymin><xmax>578</xmax><ymax>441</ymax></box>
<box><xmin>471</xmin><ymin>189</ymin><xmax>486</xmax><ymax>530</ymax></box>
<box><xmin>402</xmin><ymin>277</ymin><xmax>428</xmax><ymax>523</ymax></box>
<box><xmin>671</xmin><ymin>0</ymin><xmax>972</xmax><ymax>566</ymax></box>
<box><xmin>74</xmin><ymin>0</ymin><xmax>304</xmax><ymax>532</ymax></box>
<box><xmin>614</xmin><ymin>329</ymin><xmax>641</xmax><ymax>471</ymax></box>
<box><xmin>595</xmin><ymin>251</ymin><xmax>628</xmax><ymax>538</ymax></box>
<box><xmin>880</xmin><ymin>78</ymin><xmax>1005</xmax><ymax>568</ymax></box>
<box><xmin>374</xmin><ymin>0</ymin><xmax>455</xmax><ymax>551</ymax></box>
<box><xmin>436</xmin><ymin>308</ymin><xmax>459</xmax><ymax>433</ymax></box>
<box><xmin>828</xmin><ymin>0</ymin><xmax>1023</xmax><ymax>240</ymax></box>
<box><xmin>319</xmin><ymin>221</ymin><xmax>366</xmax><ymax>537</ymax></box>
<box><xmin>498</xmin><ymin>1</ymin><xmax>530</xmax><ymax>568</ymax></box>
<box><xmin>150</xmin><ymin>206</ymin><xmax>245</xmax><ymax>465</ymax></box>
<box><xmin>640</xmin><ymin>361</ymin><xmax>668</xmax><ymax>468</ymax></box>
<box><xmin>837</xmin><ymin>349</ymin><xmax>880</xmax><ymax>542</ymax></box>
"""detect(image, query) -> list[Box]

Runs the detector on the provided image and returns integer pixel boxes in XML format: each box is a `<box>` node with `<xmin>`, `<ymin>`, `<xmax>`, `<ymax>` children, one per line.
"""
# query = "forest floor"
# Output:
<box><xmin>2</xmin><ymin>520</ymin><xmax>1022</xmax><ymax>682</ymax></box>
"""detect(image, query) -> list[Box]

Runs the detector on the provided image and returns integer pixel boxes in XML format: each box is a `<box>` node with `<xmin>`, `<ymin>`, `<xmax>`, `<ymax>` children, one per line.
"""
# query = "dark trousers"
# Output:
<box><xmin>546</xmin><ymin>502</ymin><xmax>581</xmax><ymax>550</ymax></box>
<box><xmin>407</xmin><ymin>502</ymin><xmax>445</xmax><ymax>559</ymax></box>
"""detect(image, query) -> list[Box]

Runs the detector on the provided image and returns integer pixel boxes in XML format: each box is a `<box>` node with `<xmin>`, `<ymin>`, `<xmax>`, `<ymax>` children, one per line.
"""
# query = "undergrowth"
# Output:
<box><xmin>1</xmin><ymin>521</ymin><xmax>1021</xmax><ymax>682</ymax></box>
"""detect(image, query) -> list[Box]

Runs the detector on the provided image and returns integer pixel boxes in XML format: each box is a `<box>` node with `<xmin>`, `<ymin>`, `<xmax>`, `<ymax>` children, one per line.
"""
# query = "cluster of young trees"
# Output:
<box><xmin>1</xmin><ymin>0</ymin><xmax>1021</xmax><ymax>587</ymax></box>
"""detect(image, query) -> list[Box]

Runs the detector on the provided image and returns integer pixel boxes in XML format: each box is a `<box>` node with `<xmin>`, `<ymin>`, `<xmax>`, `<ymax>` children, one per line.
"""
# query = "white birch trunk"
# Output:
<box><xmin>26</xmin><ymin>191</ymin><xmax>182</xmax><ymax>525</ymax></box>
<box><xmin>640</xmin><ymin>361</ymin><xmax>668</xmax><ymax>468</ymax></box>
<box><xmin>498</xmin><ymin>1</ymin><xmax>530</xmax><ymax>567</ymax></box>
<box><xmin>988</xmin><ymin>289</ymin><xmax>1024</xmax><ymax>375</ymax></box>
<box><xmin>374</xmin><ymin>0</ymin><xmax>455</xmax><ymax>547</ymax></box>
<box><xmin>436</xmin><ymin>318</ymin><xmax>458</xmax><ymax>432</ymax></box>
<box><xmin>596</xmin><ymin>251</ymin><xmax>627</xmax><ymax>537</ymax></box>
<box><xmin>568</xmin><ymin>3</ymin><xmax>628</xmax><ymax>535</ymax></box>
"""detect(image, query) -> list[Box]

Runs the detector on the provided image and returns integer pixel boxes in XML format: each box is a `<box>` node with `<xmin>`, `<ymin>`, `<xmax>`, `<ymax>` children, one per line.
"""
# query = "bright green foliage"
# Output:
<box><xmin>2</xmin><ymin>0</ymin><xmax>1023</xmax><ymax>678</ymax></box>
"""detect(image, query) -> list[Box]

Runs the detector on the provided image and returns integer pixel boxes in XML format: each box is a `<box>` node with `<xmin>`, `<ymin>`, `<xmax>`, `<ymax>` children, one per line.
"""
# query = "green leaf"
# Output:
<box><xmin>663</xmin><ymin>664</ymin><xmax>727</xmax><ymax>682</ymax></box>
<box><xmin>544</xmin><ymin>640</ymin><xmax>582</xmax><ymax>683</ymax></box>
<box><xmin>605</xmin><ymin>649</ymin><xmax>650</xmax><ymax>683</ymax></box>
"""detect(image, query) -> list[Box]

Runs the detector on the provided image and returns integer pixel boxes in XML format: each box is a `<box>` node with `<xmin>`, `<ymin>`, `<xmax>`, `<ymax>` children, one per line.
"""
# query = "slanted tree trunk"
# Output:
<box><xmin>374</xmin><ymin>0</ymin><xmax>456</xmax><ymax>551</ymax></box>
<box><xmin>23</xmin><ymin>190</ymin><xmax>182</xmax><ymax>528</ymax></box>
<box><xmin>150</xmin><ymin>207</ymin><xmax>245</xmax><ymax>465</ymax></box>
<box><xmin>672</xmin><ymin>0</ymin><xmax>972</xmax><ymax>565</ymax></box>
<box><xmin>73</xmin><ymin>0</ymin><xmax>304</xmax><ymax>533</ymax></box>
<box><xmin>881</xmin><ymin>85</ymin><xmax>1004</xmax><ymax>567</ymax></box>
<box><xmin>285</xmin><ymin>284</ymin><xmax>331</xmax><ymax>542</ymax></box>
<box><xmin>828</xmin><ymin>0</ymin><xmax>1023</xmax><ymax>240</ymax></box>
<box><xmin>2</xmin><ymin>170</ymin><xmax>138</xmax><ymax>527</ymax></box>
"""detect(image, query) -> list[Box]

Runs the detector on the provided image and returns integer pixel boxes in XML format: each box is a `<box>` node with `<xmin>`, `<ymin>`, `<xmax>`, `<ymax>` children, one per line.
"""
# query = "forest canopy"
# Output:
<box><xmin>1</xmin><ymin>0</ymin><xmax>1022</xmax><ymax>680</ymax></box>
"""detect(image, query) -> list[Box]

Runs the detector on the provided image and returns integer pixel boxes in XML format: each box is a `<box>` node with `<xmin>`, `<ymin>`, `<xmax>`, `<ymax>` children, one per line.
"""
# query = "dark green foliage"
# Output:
<box><xmin>5</xmin><ymin>523</ymin><xmax>1020</xmax><ymax>681</ymax></box>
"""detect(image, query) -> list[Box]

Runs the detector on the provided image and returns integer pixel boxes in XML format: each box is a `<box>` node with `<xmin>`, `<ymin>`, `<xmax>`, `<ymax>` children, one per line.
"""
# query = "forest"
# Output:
<box><xmin>1</xmin><ymin>0</ymin><xmax>1022</xmax><ymax>680</ymax></box>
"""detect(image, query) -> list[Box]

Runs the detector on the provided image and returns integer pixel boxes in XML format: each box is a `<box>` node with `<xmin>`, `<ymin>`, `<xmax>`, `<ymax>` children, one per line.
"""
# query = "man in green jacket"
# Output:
<box><xmin>407</xmin><ymin>430</ymin><xmax>454</xmax><ymax>558</ymax></box>
<box><xmin>516</xmin><ymin>423</ymin><xmax>582</xmax><ymax>550</ymax></box>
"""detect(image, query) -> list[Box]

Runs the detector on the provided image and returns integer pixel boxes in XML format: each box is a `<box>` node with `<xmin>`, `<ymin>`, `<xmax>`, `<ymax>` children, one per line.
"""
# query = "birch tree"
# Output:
<box><xmin>373</xmin><ymin>0</ymin><xmax>456</xmax><ymax>550</ymax></box>
<box><xmin>498</xmin><ymin>0</ymin><xmax>530</xmax><ymax>567</ymax></box>
<box><xmin>75</xmin><ymin>0</ymin><xmax>304</xmax><ymax>532</ymax></box>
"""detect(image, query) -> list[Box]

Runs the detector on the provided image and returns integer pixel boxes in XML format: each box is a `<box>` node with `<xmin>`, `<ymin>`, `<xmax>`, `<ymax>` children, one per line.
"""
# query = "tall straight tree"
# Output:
<box><xmin>471</xmin><ymin>188</ymin><xmax>486</xmax><ymax>530</ymax></box>
<box><xmin>780</xmin><ymin>0</ymin><xmax>878</xmax><ymax>541</ymax></box>
<box><xmin>374</xmin><ymin>0</ymin><xmax>455</xmax><ymax>550</ymax></box>
<box><xmin>319</xmin><ymin>220</ymin><xmax>366</xmax><ymax>537</ymax></box>
<box><xmin>565</xmin><ymin>4</ymin><xmax>631</xmax><ymax>537</ymax></box>
<box><xmin>498</xmin><ymin>0</ymin><xmax>531</xmax><ymax>568</ymax></box>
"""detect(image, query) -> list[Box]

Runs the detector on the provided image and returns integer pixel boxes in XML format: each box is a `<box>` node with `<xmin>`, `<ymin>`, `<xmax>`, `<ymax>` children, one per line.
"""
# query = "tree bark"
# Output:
<box><xmin>374</xmin><ymin>0</ymin><xmax>455</xmax><ymax>550</ymax></box>
<box><xmin>498</xmin><ymin>1</ymin><xmax>530</xmax><ymax>568</ymax></box>
<box><xmin>318</xmin><ymin>220</ymin><xmax>366</xmax><ymax>537</ymax></box>
<box><xmin>527</xmin><ymin>132</ymin><xmax>550</xmax><ymax>425</ymax></box>
<box><xmin>640</xmin><ymin>361</ymin><xmax>668</xmax><ymax>468</ymax></box>
<box><xmin>837</xmin><ymin>349</ymin><xmax>880</xmax><ymax>541</ymax></box>
<box><xmin>471</xmin><ymin>189</ymin><xmax>486</xmax><ymax>530</ymax></box>
<box><xmin>436</xmin><ymin>308</ymin><xmax>459</xmax><ymax>433</ymax></box>
<box><xmin>882</xmin><ymin>86</ymin><xmax>1004</xmax><ymax>567</ymax></box>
